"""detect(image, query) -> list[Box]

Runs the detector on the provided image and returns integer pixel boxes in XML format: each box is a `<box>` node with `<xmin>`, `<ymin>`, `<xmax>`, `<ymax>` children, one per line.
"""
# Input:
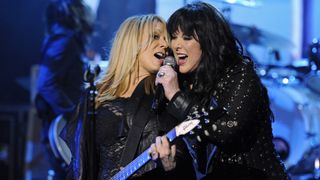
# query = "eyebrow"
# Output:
<box><xmin>154</xmin><ymin>28</ymin><xmax>162</xmax><ymax>33</ymax></box>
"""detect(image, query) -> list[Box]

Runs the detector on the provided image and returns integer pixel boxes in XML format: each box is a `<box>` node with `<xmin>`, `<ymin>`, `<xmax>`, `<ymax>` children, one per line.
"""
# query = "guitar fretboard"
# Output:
<box><xmin>110</xmin><ymin>128</ymin><xmax>177</xmax><ymax>180</ymax></box>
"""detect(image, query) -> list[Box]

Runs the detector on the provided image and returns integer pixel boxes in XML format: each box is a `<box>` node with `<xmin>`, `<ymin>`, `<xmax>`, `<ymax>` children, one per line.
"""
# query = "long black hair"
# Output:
<box><xmin>46</xmin><ymin>0</ymin><xmax>93</xmax><ymax>35</ymax></box>
<box><xmin>167</xmin><ymin>2</ymin><xmax>244</xmax><ymax>103</ymax></box>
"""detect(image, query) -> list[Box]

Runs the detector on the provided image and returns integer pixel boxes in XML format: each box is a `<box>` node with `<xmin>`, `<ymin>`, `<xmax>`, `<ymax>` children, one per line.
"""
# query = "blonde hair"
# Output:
<box><xmin>96</xmin><ymin>15</ymin><xmax>167</xmax><ymax>106</ymax></box>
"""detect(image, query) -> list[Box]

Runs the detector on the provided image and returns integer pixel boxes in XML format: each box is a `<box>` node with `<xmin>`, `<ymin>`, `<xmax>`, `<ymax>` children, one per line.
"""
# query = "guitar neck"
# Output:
<box><xmin>110</xmin><ymin>128</ymin><xmax>177</xmax><ymax>180</ymax></box>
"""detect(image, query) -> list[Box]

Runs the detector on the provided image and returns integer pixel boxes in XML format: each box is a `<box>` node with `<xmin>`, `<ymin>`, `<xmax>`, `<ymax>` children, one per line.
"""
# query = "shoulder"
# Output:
<box><xmin>225</xmin><ymin>58</ymin><xmax>256</xmax><ymax>76</ymax></box>
<box><xmin>215</xmin><ymin>58</ymin><xmax>262</xmax><ymax>93</ymax></box>
<box><xmin>44</xmin><ymin>29</ymin><xmax>82</xmax><ymax>55</ymax></box>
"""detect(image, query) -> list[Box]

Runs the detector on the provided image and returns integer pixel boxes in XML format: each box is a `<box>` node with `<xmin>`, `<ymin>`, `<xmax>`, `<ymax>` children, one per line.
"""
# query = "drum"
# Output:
<box><xmin>263</xmin><ymin>80</ymin><xmax>320</xmax><ymax>169</ymax></box>
<box><xmin>266</xmin><ymin>66</ymin><xmax>303</xmax><ymax>85</ymax></box>
<box><xmin>305</xmin><ymin>70</ymin><xmax>320</xmax><ymax>95</ymax></box>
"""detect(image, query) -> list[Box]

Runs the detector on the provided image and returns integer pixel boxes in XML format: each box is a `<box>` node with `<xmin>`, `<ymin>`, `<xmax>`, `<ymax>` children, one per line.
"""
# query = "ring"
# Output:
<box><xmin>158</xmin><ymin>72</ymin><xmax>165</xmax><ymax>77</ymax></box>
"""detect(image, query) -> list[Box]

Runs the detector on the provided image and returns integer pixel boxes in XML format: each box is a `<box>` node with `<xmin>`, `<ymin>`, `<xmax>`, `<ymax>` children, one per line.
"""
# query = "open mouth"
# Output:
<box><xmin>154</xmin><ymin>52</ymin><xmax>165</xmax><ymax>59</ymax></box>
<box><xmin>177</xmin><ymin>54</ymin><xmax>188</xmax><ymax>65</ymax></box>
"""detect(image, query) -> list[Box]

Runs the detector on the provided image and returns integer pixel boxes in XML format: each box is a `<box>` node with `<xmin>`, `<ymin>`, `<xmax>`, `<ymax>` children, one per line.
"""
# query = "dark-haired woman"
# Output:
<box><xmin>151</xmin><ymin>2</ymin><xmax>289</xmax><ymax>179</ymax></box>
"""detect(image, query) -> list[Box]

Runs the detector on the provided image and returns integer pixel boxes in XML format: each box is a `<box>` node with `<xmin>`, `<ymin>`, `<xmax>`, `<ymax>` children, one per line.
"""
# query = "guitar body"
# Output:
<box><xmin>48</xmin><ymin>114</ymin><xmax>72</xmax><ymax>166</ymax></box>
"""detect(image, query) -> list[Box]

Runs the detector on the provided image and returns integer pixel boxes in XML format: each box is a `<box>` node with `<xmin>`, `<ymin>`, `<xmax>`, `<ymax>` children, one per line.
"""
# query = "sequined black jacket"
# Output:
<box><xmin>167</xmin><ymin>60</ymin><xmax>289</xmax><ymax>179</ymax></box>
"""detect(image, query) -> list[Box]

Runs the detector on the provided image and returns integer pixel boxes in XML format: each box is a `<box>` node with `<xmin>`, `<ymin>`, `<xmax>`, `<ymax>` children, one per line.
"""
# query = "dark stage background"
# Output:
<box><xmin>0</xmin><ymin>0</ymin><xmax>155</xmax><ymax>179</ymax></box>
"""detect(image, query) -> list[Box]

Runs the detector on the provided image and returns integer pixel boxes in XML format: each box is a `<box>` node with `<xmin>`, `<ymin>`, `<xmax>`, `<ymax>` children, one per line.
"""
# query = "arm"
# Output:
<box><xmin>167</xmin><ymin>63</ymin><xmax>262</xmax><ymax>148</ymax></box>
<box><xmin>37</xmin><ymin>33</ymin><xmax>83</xmax><ymax>116</ymax></box>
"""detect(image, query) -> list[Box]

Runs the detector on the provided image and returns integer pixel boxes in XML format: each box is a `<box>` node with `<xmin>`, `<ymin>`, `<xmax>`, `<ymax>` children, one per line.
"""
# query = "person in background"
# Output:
<box><xmin>35</xmin><ymin>0</ymin><xmax>94</xmax><ymax>179</ymax></box>
<box><xmin>151</xmin><ymin>2</ymin><xmax>289</xmax><ymax>179</ymax></box>
<box><xmin>63</xmin><ymin>14</ymin><xmax>196</xmax><ymax>179</ymax></box>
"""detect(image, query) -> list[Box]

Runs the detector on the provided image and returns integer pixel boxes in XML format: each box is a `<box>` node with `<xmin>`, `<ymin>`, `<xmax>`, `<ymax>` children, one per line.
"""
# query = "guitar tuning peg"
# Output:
<box><xmin>189</xmin><ymin>130</ymin><xmax>195</xmax><ymax>135</ymax></box>
<box><xmin>197</xmin><ymin>124</ymin><xmax>202</xmax><ymax>129</ymax></box>
<box><xmin>201</xmin><ymin>108</ymin><xmax>209</xmax><ymax>115</ymax></box>
<box><xmin>192</xmin><ymin>110</ymin><xmax>199</xmax><ymax>115</ymax></box>
<box><xmin>192</xmin><ymin>113</ymin><xmax>200</xmax><ymax>119</ymax></box>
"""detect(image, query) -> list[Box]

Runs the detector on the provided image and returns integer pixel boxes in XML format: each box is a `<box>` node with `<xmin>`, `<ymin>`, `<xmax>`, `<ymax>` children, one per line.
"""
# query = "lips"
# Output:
<box><xmin>177</xmin><ymin>53</ymin><xmax>188</xmax><ymax>65</ymax></box>
<box><xmin>178</xmin><ymin>59</ymin><xmax>187</xmax><ymax>65</ymax></box>
<box><xmin>154</xmin><ymin>52</ymin><xmax>165</xmax><ymax>59</ymax></box>
<box><xmin>154</xmin><ymin>52</ymin><xmax>165</xmax><ymax>64</ymax></box>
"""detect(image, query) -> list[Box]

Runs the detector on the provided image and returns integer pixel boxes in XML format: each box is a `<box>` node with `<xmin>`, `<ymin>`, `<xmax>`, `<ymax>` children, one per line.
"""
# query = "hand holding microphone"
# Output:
<box><xmin>152</xmin><ymin>55</ymin><xmax>180</xmax><ymax>112</ymax></box>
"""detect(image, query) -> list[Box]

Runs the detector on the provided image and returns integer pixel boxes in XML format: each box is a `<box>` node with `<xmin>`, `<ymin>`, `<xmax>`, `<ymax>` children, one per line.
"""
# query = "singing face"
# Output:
<box><xmin>138</xmin><ymin>21</ymin><xmax>168</xmax><ymax>76</ymax></box>
<box><xmin>170</xmin><ymin>28</ymin><xmax>202</xmax><ymax>74</ymax></box>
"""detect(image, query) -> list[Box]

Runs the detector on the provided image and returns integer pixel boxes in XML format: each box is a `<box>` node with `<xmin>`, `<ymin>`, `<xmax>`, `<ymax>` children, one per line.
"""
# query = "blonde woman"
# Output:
<box><xmin>63</xmin><ymin>15</ymin><xmax>195</xmax><ymax>179</ymax></box>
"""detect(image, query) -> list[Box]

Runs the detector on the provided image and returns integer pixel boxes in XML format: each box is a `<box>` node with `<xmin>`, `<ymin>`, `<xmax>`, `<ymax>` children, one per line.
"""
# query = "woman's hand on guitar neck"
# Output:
<box><xmin>149</xmin><ymin>136</ymin><xmax>176</xmax><ymax>171</ymax></box>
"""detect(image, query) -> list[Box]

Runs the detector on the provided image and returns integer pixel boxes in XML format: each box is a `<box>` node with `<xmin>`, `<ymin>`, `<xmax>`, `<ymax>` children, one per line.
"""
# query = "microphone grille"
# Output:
<box><xmin>163</xmin><ymin>56</ymin><xmax>176</xmax><ymax>67</ymax></box>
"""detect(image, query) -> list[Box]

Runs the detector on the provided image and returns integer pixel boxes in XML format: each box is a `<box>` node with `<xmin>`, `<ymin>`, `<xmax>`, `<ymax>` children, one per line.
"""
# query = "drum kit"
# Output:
<box><xmin>215</xmin><ymin>0</ymin><xmax>320</xmax><ymax>178</ymax></box>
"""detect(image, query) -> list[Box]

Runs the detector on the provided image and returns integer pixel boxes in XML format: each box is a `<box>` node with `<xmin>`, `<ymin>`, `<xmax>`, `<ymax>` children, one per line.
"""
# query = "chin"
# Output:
<box><xmin>179</xmin><ymin>68</ymin><xmax>189</xmax><ymax>74</ymax></box>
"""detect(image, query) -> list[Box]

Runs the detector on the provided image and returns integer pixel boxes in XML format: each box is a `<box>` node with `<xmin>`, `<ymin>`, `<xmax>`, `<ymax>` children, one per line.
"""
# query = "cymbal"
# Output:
<box><xmin>230</xmin><ymin>23</ymin><xmax>294</xmax><ymax>50</ymax></box>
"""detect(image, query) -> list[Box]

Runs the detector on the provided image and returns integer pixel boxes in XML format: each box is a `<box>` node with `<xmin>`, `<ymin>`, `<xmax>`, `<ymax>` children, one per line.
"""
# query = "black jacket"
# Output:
<box><xmin>167</xmin><ymin>60</ymin><xmax>289</xmax><ymax>180</ymax></box>
<box><xmin>62</xmin><ymin>78</ymin><xmax>196</xmax><ymax>179</ymax></box>
<box><xmin>35</xmin><ymin>23</ymin><xmax>86</xmax><ymax>121</ymax></box>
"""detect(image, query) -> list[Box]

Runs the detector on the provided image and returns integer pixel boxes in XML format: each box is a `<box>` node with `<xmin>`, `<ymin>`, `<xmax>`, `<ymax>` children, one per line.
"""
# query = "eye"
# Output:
<box><xmin>183</xmin><ymin>35</ymin><xmax>192</xmax><ymax>40</ymax></box>
<box><xmin>170</xmin><ymin>34</ymin><xmax>177</xmax><ymax>40</ymax></box>
<box><xmin>153</xmin><ymin>34</ymin><xmax>160</xmax><ymax>40</ymax></box>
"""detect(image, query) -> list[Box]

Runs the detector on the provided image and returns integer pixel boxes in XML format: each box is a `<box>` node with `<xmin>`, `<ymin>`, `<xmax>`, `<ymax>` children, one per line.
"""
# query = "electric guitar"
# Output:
<box><xmin>48</xmin><ymin>114</ymin><xmax>72</xmax><ymax>166</ymax></box>
<box><xmin>111</xmin><ymin>108</ymin><xmax>211</xmax><ymax>180</ymax></box>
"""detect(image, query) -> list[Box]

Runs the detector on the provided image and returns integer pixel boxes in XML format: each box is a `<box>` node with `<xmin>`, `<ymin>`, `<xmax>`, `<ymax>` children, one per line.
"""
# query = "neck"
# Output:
<box><xmin>120</xmin><ymin>73</ymin><xmax>149</xmax><ymax>98</ymax></box>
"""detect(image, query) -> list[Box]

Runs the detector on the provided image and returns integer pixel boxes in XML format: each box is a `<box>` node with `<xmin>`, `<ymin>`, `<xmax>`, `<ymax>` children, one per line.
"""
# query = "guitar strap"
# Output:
<box><xmin>119</xmin><ymin>83</ymin><xmax>152</xmax><ymax>167</ymax></box>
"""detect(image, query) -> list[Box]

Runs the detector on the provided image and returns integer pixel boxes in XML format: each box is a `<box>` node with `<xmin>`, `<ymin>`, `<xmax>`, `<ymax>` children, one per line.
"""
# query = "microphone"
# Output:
<box><xmin>152</xmin><ymin>55</ymin><xmax>177</xmax><ymax>113</ymax></box>
<box><xmin>84</xmin><ymin>65</ymin><xmax>101</xmax><ymax>84</ymax></box>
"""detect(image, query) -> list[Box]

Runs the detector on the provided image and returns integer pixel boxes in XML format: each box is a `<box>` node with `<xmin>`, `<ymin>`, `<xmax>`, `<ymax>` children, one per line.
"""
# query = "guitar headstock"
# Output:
<box><xmin>175</xmin><ymin>119</ymin><xmax>200</xmax><ymax>137</ymax></box>
<box><xmin>174</xmin><ymin>97</ymin><xmax>227</xmax><ymax>138</ymax></box>
<box><xmin>175</xmin><ymin>107</ymin><xmax>212</xmax><ymax>137</ymax></box>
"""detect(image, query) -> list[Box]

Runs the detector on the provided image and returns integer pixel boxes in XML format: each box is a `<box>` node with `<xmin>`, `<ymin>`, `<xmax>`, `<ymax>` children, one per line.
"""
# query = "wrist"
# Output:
<box><xmin>167</xmin><ymin>89</ymin><xmax>180</xmax><ymax>101</ymax></box>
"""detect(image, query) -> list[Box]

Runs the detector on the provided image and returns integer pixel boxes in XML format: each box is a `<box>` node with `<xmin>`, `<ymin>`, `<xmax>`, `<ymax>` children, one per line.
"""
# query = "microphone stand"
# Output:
<box><xmin>84</xmin><ymin>65</ymin><xmax>100</xmax><ymax>180</ymax></box>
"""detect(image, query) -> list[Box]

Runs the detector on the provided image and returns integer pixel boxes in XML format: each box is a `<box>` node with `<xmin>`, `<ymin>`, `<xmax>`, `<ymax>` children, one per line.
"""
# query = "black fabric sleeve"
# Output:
<box><xmin>167</xmin><ymin>91</ymin><xmax>197</xmax><ymax>122</ymax></box>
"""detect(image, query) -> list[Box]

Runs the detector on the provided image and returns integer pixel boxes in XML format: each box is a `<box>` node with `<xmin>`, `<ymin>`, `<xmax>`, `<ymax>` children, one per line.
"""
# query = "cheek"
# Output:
<box><xmin>192</xmin><ymin>48</ymin><xmax>202</xmax><ymax>66</ymax></box>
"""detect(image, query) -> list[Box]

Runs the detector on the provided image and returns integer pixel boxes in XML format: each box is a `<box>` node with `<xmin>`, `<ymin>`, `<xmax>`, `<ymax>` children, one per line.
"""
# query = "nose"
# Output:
<box><xmin>160</xmin><ymin>37</ymin><xmax>168</xmax><ymax>49</ymax></box>
<box><xmin>171</xmin><ymin>39</ymin><xmax>181</xmax><ymax>51</ymax></box>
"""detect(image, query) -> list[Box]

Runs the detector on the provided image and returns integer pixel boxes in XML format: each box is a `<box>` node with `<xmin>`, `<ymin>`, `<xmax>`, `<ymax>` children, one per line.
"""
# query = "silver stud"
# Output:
<box><xmin>204</xmin><ymin>130</ymin><xmax>210</xmax><ymax>136</ymax></box>
<box><xmin>196</xmin><ymin>135</ymin><xmax>202</xmax><ymax>142</ymax></box>
<box><xmin>227</xmin><ymin>121</ymin><xmax>234</xmax><ymax>128</ymax></box>
<box><xmin>212</xmin><ymin>124</ymin><xmax>217</xmax><ymax>131</ymax></box>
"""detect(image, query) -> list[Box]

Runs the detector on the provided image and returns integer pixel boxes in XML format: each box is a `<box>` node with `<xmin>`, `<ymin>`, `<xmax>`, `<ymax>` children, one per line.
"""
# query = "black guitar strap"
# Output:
<box><xmin>119</xmin><ymin>82</ymin><xmax>152</xmax><ymax>167</ymax></box>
